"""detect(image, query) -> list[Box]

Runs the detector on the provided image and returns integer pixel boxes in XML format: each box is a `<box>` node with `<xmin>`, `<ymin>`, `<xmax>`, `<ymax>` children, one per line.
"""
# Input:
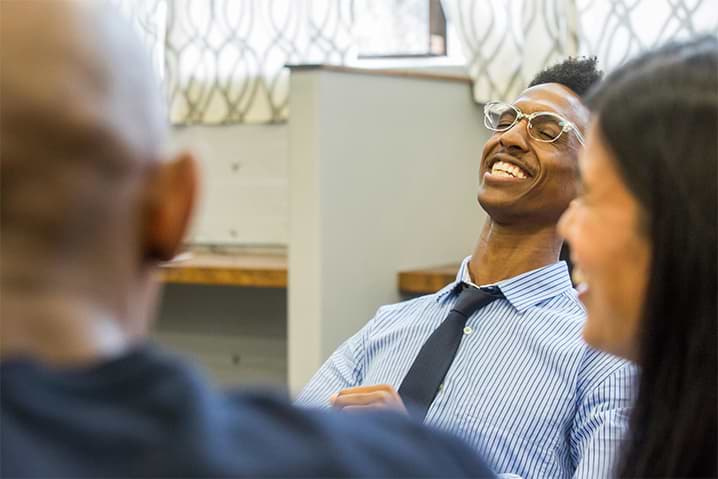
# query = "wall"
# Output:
<box><xmin>153</xmin><ymin>284</ymin><xmax>287</xmax><ymax>388</ymax></box>
<box><xmin>288</xmin><ymin>67</ymin><xmax>491</xmax><ymax>392</ymax></box>
<box><xmin>172</xmin><ymin>124</ymin><xmax>289</xmax><ymax>245</ymax></box>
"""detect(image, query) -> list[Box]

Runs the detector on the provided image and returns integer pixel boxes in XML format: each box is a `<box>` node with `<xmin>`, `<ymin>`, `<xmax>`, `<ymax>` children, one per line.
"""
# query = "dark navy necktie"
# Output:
<box><xmin>398</xmin><ymin>284</ymin><xmax>503</xmax><ymax>420</ymax></box>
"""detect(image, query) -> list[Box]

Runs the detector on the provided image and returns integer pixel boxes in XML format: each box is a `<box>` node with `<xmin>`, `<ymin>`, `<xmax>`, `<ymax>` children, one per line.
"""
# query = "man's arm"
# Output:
<box><xmin>296</xmin><ymin>310</ymin><xmax>410</xmax><ymax>414</ymax></box>
<box><xmin>295</xmin><ymin>324</ymin><xmax>368</xmax><ymax>407</ymax></box>
<box><xmin>570</xmin><ymin>359</ymin><xmax>637</xmax><ymax>478</ymax></box>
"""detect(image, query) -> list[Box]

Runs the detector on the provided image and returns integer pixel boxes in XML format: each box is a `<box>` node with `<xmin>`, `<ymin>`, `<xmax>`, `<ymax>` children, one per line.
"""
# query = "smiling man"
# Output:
<box><xmin>298</xmin><ymin>59</ymin><xmax>637</xmax><ymax>479</ymax></box>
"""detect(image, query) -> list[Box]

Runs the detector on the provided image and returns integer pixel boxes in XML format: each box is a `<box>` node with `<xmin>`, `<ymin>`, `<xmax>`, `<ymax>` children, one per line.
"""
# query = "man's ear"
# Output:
<box><xmin>143</xmin><ymin>150</ymin><xmax>199</xmax><ymax>262</ymax></box>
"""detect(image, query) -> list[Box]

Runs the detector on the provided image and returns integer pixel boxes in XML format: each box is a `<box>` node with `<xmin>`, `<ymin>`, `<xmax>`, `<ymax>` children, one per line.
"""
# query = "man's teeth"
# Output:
<box><xmin>491</xmin><ymin>161</ymin><xmax>527</xmax><ymax>179</ymax></box>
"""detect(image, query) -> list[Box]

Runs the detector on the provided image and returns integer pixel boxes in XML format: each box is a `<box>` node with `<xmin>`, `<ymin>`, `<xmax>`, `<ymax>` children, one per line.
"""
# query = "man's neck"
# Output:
<box><xmin>0</xmin><ymin>290</ymin><xmax>133</xmax><ymax>365</ymax></box>
<box><xmin>0</xmin><ymin>253</ymin><xmax>155</xmax><ymax>366</ymax></box>
<box><xmin>469</xmin><ymin>219</ymin><xmax>563</xmax><ymax>285</ymax></box>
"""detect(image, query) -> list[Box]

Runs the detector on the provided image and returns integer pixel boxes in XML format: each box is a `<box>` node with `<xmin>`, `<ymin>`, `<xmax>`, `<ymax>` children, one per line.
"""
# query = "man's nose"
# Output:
<box><xmin>498</xmin><ymin>119</ymin><xmax>530</xmax><ymax>152</ymax></box>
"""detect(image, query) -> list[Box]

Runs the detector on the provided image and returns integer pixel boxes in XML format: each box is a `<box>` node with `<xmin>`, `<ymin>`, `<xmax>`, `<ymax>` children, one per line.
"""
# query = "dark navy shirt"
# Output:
<box><xmin>0</xmin><ymin>345</ymin><xmax>494</xmax><ymax>478</ymax></box>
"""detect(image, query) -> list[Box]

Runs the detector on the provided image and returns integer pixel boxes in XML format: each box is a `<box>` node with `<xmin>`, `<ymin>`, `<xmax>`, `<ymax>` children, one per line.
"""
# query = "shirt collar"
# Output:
<box><xmin>436</xmin><ymin>256</ymin><xmax>574</xmax><ymax>313</ymax></box>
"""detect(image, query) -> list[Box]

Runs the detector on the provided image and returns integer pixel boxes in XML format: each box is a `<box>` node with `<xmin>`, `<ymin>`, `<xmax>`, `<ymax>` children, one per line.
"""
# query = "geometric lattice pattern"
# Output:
<box><xmin>441</xmin><ymin>0</ymin><xmax>579</xmax><ymax>103</ymax></box>
<box><xmin>116</xmin><ymin>0</ymin><xmax>716</xmax><ymax>123</ymax></box>
<box><xmin>576</xmin><ymin>0</ymin><xmax>718</xmax><ymax>70</ymax></box>
<box><xmin>165</xmin><ymin>0</ymin><xmax>355</xmax><ymax>124</ymax></box>
<box><xmin>443</xmin><ymin>0</ymin><xmax>718</xmax><ymax>104</ymax></box>
<box><xmin>114</xmin><ymin>0</ymin><xmax>438</xmax><ymax>125</ymax></box>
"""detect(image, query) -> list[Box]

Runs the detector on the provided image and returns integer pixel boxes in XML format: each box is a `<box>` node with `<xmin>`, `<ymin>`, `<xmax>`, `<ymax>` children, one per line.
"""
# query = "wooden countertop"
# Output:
<box><xmin>398</xmin><ymin>263</ymin><xmax>460</xmax><ymax>294</ymax></box>
<box><xmin>160</xmin><ymin>248</ymin><xmax>287</xmax><ymax>288</ymax></box>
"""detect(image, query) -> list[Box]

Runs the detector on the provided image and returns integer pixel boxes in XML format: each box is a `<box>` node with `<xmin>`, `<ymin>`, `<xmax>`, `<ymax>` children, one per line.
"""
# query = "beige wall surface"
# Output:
<box><xmin>288</xmin><ymin>68</ymin><xmax>490</xmax><ymax>393</ymax></box>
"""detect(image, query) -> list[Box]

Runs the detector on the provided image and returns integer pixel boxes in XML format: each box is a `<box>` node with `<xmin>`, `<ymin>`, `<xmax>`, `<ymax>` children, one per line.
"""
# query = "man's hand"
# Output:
<box><xmin>330</xmin><ymin>384</ymin><xmax>408</xmax><ymax>414</ymax></box>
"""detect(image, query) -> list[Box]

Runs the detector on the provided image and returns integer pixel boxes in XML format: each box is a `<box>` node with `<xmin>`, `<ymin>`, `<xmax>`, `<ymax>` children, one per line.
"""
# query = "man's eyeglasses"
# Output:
<box><xmin>483</xmin><ymin>101</ymin><xmax>585</xmax><ymax>146</ymax></box>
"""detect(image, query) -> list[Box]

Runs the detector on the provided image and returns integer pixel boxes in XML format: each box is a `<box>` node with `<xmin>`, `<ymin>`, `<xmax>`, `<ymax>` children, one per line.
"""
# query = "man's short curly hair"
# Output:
<box><xmin>528</xmin><ymin>56</ymin><xmax>602</xmax><ymax>97</ymax></box>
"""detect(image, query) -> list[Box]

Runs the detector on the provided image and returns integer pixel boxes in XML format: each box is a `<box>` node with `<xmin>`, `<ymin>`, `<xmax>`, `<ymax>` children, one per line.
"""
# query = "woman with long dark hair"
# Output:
<box><xmin>559</xmin><ymin>36</ymin><xmax>717</xmax><ymax>478</ymax></box>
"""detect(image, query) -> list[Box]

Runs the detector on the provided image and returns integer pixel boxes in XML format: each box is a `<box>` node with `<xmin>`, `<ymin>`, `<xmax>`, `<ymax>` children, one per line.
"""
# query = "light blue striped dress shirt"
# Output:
<box><xmin>297</xmin><ymin>258</ymin><xmax>637</xmax><ymax>479</ymax></box>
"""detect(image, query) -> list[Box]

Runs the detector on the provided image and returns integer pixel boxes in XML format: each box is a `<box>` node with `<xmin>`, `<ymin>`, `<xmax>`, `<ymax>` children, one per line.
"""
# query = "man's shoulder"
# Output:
<box><xmin>1</xmin><ymin>347</ymin><xmax>494</xmax><ymax>478</ymax></box>
<box><xmin>530</xmin><ymin>288</ymin><xmax>586</xmax><ymax>321</ymax></box>
<box><xmin>575</xmin><ymin>344</ymin><xmax>638</xmax><ymax>393</ymax></box>
<box><xmin>377</xmin><ymin>292</ymin><xmax>444</xmax><ymax>314</ymax></box>
<box><xmin>202</xmin><ymin>382</ymin><xmax>495</xmax><ymax>477</ymax></box>
<box><xmin>223</xmin><ymin>392</ymin><xmax>495</xmax><ymax>477</ymax></box>
<box><xmin>370</xmin><ymin>291</ymin><xmax>448</xmax><ymax>328</ymax></box>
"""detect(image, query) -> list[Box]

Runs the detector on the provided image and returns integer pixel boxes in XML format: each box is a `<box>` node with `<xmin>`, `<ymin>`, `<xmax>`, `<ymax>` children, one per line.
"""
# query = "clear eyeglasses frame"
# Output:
<box><xmin>483</xmin><ymin>100</ymin><xmax>585</xmax><ymax>146</ymax></box>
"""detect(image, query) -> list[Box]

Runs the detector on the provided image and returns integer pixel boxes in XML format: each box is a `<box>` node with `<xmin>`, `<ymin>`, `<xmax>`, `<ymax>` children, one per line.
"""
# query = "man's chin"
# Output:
<box><xmin>479</xmin><ymin>197</ymin><xmax>515</xmax><ymax>221</ymax></box>
<box><xmin>476</xmin><ymin>188</ymin><xmax>533</xmax><ymax>225</ymax></box>
<box><xmin>478</xmin><ymin>186</ymin><xmax>521</xmax><ymax>210</ymax></box>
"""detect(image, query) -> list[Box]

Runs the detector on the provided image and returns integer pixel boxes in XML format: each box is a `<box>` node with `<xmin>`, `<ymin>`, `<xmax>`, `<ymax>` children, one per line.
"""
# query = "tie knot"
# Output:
<box><xmin>451</xmin><ymin>285</ymin><xmax>503</xmax><ymax>318</ymax></box>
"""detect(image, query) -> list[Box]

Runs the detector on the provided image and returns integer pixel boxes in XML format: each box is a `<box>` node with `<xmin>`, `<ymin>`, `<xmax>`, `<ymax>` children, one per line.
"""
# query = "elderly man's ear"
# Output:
<box><xmin>142</xmin><ymin>150</ymin><xmax>199</xmax><ymax>263</ymax></box>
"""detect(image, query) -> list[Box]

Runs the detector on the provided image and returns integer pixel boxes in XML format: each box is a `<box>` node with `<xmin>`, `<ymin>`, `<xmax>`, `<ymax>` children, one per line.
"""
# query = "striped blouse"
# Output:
<box><xmin>297</xmin><ymin>258</ymin><xmax>637</xmax><ymax>479</ymax></box>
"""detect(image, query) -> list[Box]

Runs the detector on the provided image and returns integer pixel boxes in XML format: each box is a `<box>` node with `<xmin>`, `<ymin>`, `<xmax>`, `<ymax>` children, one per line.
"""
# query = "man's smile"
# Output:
<box><xmin>486</xmin><ymin>161</ymin><xmax>527</xmax><ymax>180</ymax></box>
<box><xmin>483</xmin><ymin>152</ymin><xmax>534</xmax><ymax>183</ymax></box>
<box><xmin>488</xmin><ymin>160</ymin><xmax>528</xmax><ymax>178</ymax></box>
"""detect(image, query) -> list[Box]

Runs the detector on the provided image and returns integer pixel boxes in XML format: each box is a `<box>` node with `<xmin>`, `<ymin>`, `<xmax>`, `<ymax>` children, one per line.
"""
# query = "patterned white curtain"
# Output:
<box><xmin>114</xmin><ymin>0</ymin><xmax>354</xmax><ymax>125</ymax></box>
<box><xmin>575</xmin><ymin>0</ymin><xmax>717</xmax><ymax>68</ymax></box>
<box><xmin>166</xmin><ymin>0</ymin><xmax>355</xmax><ymax>124</ymax></box>
<box><xmin>442</xmin><ymin>0</ymin><xmax>718</xmax><ymax>103</ymax></box>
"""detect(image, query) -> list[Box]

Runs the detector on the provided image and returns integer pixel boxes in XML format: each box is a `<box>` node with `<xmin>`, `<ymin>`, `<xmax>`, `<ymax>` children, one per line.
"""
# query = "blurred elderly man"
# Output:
<box><xmin>0</xmin><ymin>2</ymin><xmax>495</xmax><ymax>477</ymax></box>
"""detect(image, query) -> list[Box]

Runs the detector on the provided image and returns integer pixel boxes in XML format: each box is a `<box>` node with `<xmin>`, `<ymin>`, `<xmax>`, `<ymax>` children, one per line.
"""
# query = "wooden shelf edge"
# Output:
<box><xmin>398</xmin><ymin>263</ymin><xmax>460</xmax><ymax>294</ymax></box>
<box><xmin>159</xmin><ymin>249</ymin><xmax>288</xmax><ymax>287</ymax></box>
<box><xmin>160</xmin><ymin>268</ymin><xmax>287</xmax><ymax>288</ymax></box>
